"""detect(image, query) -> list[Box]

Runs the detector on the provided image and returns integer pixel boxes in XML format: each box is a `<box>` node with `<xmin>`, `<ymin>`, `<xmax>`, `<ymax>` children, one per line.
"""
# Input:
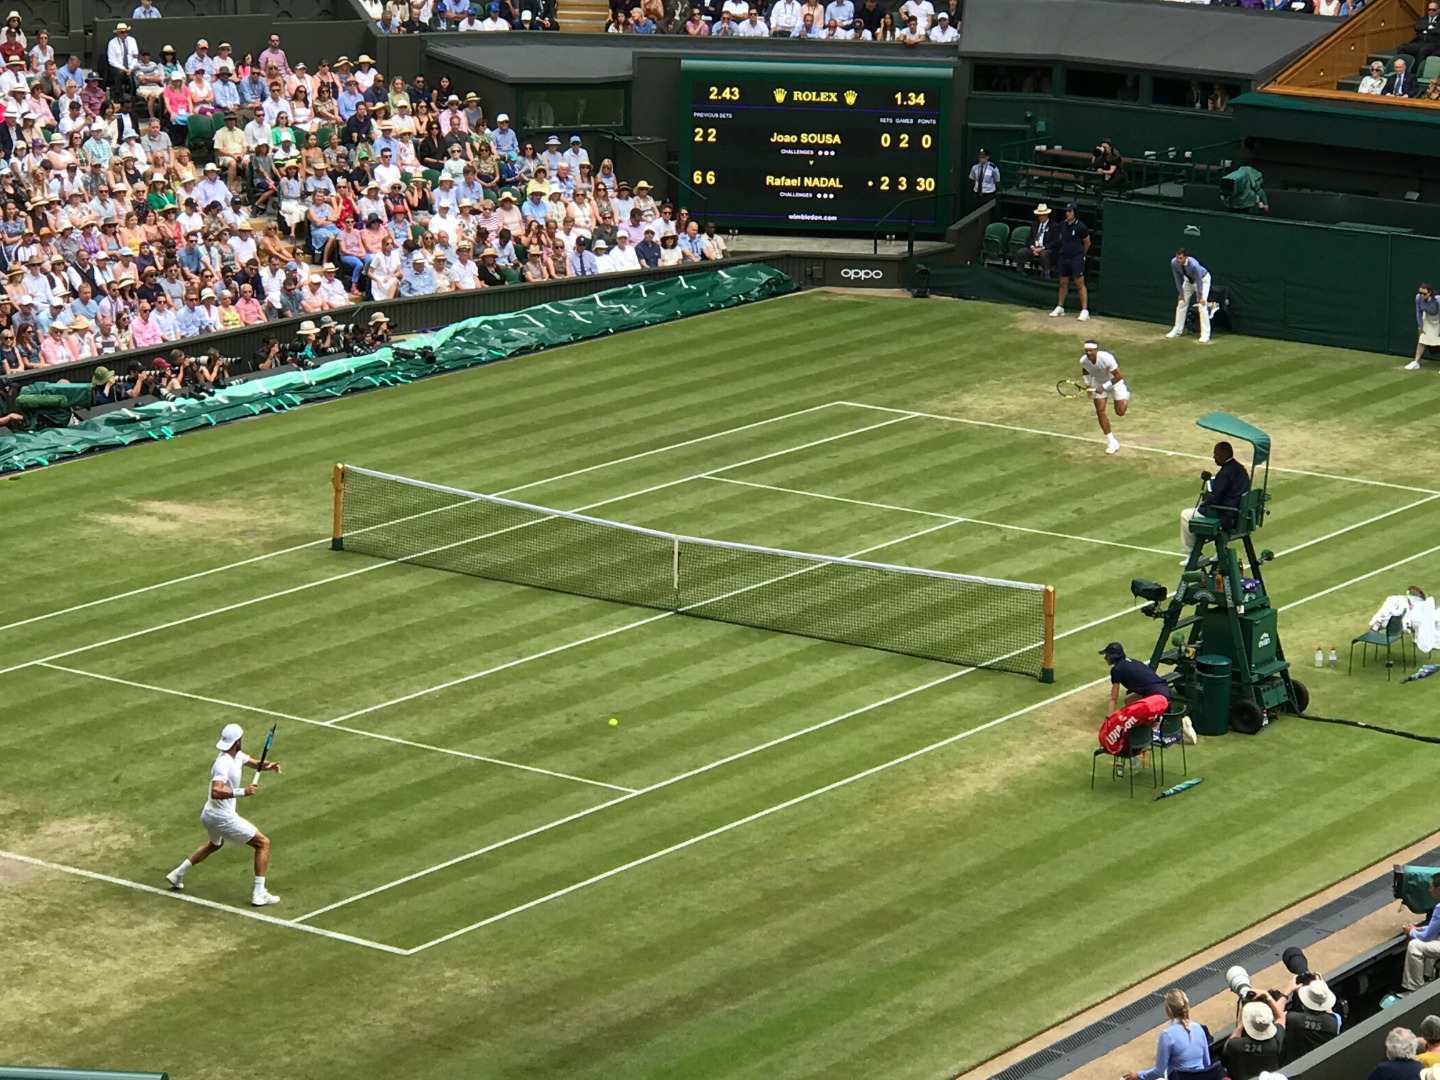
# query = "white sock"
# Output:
<box><xmin>254</xmin><ymin>875</ymin><xmax>266</xmax><ymax>893</ymax></box>
<box><xmin>173</xmin><ymin>858</ymin><xmax>192</xmax><ymax>877</ymax></box>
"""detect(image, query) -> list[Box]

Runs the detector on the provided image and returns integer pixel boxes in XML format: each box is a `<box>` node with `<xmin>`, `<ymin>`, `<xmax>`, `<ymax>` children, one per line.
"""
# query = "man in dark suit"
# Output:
<box><xmin>1384</xmin><ymin>56</ymin><xmax>1421</xmax><ymax>98</ymax></box>
<box><xmin>1399</xmin><ymin>1</ymin><xmax>1440</xmax><ymax>72</ymax></box>
<box><xmin>1023</xmin><ymin>202</ymin><xmax>1059</xmax><ymax>277</ymax></box>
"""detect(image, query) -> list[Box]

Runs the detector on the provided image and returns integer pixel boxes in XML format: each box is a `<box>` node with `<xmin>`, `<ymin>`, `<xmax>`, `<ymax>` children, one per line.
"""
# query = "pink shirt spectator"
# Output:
<box><xmin>129</xmin><ymin>312</ymin><xmax>164</xmax><ymax>348</ymax></box>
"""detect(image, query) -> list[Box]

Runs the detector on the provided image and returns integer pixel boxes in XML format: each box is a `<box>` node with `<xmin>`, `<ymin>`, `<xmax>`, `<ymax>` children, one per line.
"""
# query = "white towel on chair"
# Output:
<box><xmin>1371</xmin><ymin>595</ymin><xmax>1410</xmax><ymax>632</ymax></box>
<box><xmin>1411</xmin><ymin>595</ymin><xmax>1438</xmax><ymax>655</ymax></box>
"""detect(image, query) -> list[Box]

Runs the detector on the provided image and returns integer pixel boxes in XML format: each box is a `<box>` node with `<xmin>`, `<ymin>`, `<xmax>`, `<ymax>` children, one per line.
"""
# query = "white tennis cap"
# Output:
<box><xmin>216</xmin><ymin>722</ymin><xmax>244</xmax><ymax>750</ymax></box>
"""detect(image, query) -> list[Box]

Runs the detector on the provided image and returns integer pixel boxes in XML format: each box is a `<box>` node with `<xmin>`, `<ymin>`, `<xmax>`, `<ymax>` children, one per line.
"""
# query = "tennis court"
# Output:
<box><xmin>5</xmin><ymin>291</ymin><xmax>1440</xmax><ymax>1079</ymax></box>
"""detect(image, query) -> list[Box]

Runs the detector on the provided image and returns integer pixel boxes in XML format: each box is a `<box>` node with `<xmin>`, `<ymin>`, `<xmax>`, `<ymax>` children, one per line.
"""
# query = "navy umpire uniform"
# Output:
<box><xmin>1049</xmin><ymin>201</ymin><xmax>1091</xmax><ymax>321</ymax></box>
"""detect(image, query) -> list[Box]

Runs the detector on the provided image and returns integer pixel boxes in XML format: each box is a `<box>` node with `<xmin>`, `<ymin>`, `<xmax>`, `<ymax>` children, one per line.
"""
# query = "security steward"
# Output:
<box><xmin>1100</xmin><ymin>641</ymin><xmax>1170</xmax><ymax>714</ymax></box>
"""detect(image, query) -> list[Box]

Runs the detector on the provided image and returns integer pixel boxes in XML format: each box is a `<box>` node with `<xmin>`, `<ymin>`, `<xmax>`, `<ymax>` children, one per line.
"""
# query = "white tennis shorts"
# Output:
<box><xmin>1094</xmin><ymin>378</ymin><xmax>1130</xmax><ymax>402</ymax></box>
<box><xmin>200</xmin><ymin>810</ymin><xmax>258</xmax><ymax>847</ymax></box>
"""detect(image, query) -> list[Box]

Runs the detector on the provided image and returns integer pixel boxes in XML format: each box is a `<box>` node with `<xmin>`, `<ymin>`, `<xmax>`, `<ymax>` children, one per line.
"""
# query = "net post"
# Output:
<box><xmin>1039</xmin><ymin>585</ymin><xmax>1056</xmax><ymax>683</ymax></box>
<box><xmin>331</xmin><ymin>463</ymin><xmax>346</xmax><ymax>551</ymax></box>
<box><xmin>672</xmin><ymin>535</ymin><xmax>680</xmax><ymax>598</ymax></box>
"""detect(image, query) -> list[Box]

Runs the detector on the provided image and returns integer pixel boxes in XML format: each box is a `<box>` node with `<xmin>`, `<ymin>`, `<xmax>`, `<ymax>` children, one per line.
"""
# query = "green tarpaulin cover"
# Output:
<box><xmin>0</xmin><ymin>264</ymin><xmax>796</xmax><ymax>474</ymax></box>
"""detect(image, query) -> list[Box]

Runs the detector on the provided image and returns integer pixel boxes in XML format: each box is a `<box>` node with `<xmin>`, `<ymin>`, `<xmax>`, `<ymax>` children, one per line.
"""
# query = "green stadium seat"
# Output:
<box><xmin>1008</xmin><ymin>224</ymin><xmax>1032</xmax><ymax>265</ymax></box>
<box><xmin>981</xmin><ymin>222</ymin><xmax>1010</xmax><ymax>266</ymax></box>
<box><xmin>422</xmin><ymin>168</ymin><xmax>441</xmax><ymax>186</ymax></box>
<box><xmin>498</xmin><ymin>265</ymin><xmax>522</xmax><ymax>284</ymax></box>
<box><xmin>1422</xmin><ymin>56</ymin><xmax>1440</xmax><ymax>81</ymax></box>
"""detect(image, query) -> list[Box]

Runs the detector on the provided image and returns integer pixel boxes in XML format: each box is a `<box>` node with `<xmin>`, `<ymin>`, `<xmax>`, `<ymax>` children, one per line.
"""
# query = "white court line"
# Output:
<box><xmin>839</xmin><ymin>402</ymin><xmax>1440</xmax><ymax>496</ymax></box>
<box><xmin>0</xmin><ymin>412</ymin><xmax>910</xmax><ymax>683</ymax></box>
<box><xmin>706</xmin><ymin>476</ymin><xmax>1177</xmax><ymax>557</ymax></box>
<box><xmin>325</xmin><ymin>515</ymin><xmax>955</xmax><ymax>725</ymax></box>
<box><xmin>0</xmin><ymin>401</ymin><xmax>850</xmax><ymax>638</ymax></box>
<box><xmin>1281</xmin><ymin>543</ymin><xmax>1440</xmax><ymax>609</ymax></box>
<box><xmin>39</xmin><ymin>663</ymin><xmax>636</xmax><ymax>794</ymax></box>
<box><xmin>294</xmin><ymin>599</ymin><xmax>1135</xmax><ymax>924</ymax></box>
<box><xmin>0</xmin><ymin>850</ymin><xmax>406</xmax><ymax>955</ymax></box>
<box><xmin>1280</xmin><ymin>496</ymin><xmax>1440</xmax><ymax>558</ymax></box>
<box><xmin>393</xmin><ymin>543</ymin><xmax>1440</xmax><ymax>952</ymax></box>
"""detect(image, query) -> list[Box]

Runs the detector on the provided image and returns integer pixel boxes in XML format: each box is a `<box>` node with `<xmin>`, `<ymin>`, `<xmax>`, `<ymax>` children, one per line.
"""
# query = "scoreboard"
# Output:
<box><xmin>677</xmin><ymin>59</ymin><xmax>953</xmax><ymax>232</ymax></box>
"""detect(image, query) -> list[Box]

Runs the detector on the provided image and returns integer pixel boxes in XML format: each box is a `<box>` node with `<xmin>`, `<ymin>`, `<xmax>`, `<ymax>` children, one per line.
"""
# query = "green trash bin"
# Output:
<box><xmin>1195</xmin><ymin>654</ymin><xmax>1232</xmax><ymax>736</ymax></box>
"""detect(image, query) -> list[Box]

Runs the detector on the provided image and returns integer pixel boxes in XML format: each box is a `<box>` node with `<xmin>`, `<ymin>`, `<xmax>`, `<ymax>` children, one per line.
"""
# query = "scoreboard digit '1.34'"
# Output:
<box><xmin>677</xmin><ymin>59</ymin><xmax>953</xmax><ymax>232</ymax></box>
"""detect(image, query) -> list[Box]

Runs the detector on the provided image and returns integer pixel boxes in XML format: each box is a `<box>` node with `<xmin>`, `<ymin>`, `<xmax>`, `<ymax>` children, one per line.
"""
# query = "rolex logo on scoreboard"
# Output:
<box><xmin>773</xmin><ymin>88</ymin><xmax>787</xmax><ymax>103</ymax></box>
<box><xmin>844</xmin><ymin>90</ymin><xmax>858</xmax><ymax>105</ymax></box>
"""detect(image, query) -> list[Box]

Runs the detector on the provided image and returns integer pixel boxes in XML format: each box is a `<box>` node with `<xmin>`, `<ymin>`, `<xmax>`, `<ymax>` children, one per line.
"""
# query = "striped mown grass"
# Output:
<box><xmin>2</xmin><ymin>291</ymin><xmax>1438</xmax><ymax>1080</ymax></box>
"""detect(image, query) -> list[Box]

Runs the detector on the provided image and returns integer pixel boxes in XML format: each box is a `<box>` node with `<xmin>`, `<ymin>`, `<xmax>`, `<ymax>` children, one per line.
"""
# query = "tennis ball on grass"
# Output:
<box><xmin>609</xmin><ymin>718</ymin><xmax>619</xmax><ymax>727</ymax></box>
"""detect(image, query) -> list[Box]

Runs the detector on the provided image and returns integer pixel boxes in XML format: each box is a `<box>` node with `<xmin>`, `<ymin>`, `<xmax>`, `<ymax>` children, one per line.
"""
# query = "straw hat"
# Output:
<box><xmin>297</xmin><ymin>320</ymin><xmax>319</xmax><ymax>335</ymax></box>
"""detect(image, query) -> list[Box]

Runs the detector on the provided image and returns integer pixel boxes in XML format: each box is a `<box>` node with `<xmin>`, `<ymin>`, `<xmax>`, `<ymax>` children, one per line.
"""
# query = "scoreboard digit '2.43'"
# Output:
<box><xmin>678</xmin><ymin>59</ymin><xmax>953</xmax><ymax>232</ymax></box>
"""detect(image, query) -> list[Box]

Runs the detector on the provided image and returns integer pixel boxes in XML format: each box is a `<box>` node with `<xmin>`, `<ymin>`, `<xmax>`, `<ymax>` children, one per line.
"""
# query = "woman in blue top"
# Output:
<box><xmin>1123</xmin><ymin>988</ymin><xmax>1211</xmax><ymax>1080</ymax></box>
<box><xmin>1409</xmin><ymin>281</ymin><xmax>1440</xmax><ymax>370</ymax></box>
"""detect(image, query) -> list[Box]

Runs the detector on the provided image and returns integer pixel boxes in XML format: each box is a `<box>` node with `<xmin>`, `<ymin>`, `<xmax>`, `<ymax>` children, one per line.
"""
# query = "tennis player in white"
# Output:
<box><xmin>1079</xmin><ymin>341</ymin><xmax>1129</xmax><ymax>454</ymax></box>
<box><xmin>166</xmin><ymin>723</ymin><xmax>283</xmax><ymax>906</ymax></box>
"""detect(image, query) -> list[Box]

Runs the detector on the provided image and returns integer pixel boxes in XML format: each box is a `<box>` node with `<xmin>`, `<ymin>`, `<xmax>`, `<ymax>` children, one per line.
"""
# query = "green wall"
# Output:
<box><xmin>960</xmin><ymin>90</ymin><xmax>1240</xmax><ymax>166</ymax></box>
<box><xmin>1100</xmin><ymin>200</ymin><xmax>1426</xmax><ymax>356</ymax></box>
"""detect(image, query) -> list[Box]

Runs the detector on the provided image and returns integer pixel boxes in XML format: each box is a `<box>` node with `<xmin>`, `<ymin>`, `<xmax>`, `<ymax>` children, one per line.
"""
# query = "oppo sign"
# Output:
<box><xmin>823</xmin><ymin>262</ymin><xmax>894</xmax><ymax>288</ymax></box>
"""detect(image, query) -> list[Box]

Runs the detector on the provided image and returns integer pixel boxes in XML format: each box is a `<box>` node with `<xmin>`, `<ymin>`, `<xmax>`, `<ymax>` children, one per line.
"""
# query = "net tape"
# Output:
<box><xmin>339</xmin><ymin>465</ymin><xmax>1050</xmax><ymax>676</ymax></box>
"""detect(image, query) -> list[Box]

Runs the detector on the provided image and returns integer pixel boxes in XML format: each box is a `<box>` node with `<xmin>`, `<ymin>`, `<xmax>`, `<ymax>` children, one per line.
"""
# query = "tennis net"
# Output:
<box><xmin>331</xmin><ymin>464</ymin><xmax>1056</xmax><ymax>680</ymax></box>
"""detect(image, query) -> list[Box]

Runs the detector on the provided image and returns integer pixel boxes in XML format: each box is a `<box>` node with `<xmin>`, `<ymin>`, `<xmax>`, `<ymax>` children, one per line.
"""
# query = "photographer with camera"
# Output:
<box><xmin>292</xmin><ymin>320</ymin><xmax>322</xmax><ymax>367</ymax></box>
<box><xmin>1221</xmin><ymin>970</ymin><xmax>1285</xmax><ymax>1080</ymax></box>
<box><xmin>1283</xmin><ymin>972</ymin><xmax>1342</xmax><ymax>1063</ymax></box>
<box><xmin>255</xmin><ymin>335</ymin><xmax>285</xmax><ymax>372</ymax></box>
<box><xmin>198</xmin><ymin>347</ymin><xmax>230</xmax><ymax>391</ymax></box>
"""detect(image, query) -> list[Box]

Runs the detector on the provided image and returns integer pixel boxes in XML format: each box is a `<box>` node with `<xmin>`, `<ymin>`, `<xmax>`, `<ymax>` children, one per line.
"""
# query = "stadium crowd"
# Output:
<box><xmin>0</xmin><ymin>12</ymin><xmax>736</xmax><ymax>381</ymax></box>
<box><xmin>600</xmin><ymin>0</ymin><xmax>961</xmax><ymax>43</ymax></box>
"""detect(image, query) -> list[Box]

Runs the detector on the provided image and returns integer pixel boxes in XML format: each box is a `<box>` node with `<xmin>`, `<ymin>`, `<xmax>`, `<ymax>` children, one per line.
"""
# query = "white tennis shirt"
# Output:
<box><xmin>1080</xmin><ymin>350</ymin><xmax>1119</xmax><ymax>387</ymax></box>
<box><xmin>204</xmin><ymin>751</ymin><xmax>251</xmax><ymax>819</ymax></box>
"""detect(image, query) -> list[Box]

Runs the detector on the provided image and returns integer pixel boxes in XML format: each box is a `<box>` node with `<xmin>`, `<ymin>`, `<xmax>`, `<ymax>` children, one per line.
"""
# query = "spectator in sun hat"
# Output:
<box><xmin>490</xmin><ymin>112</ymin><xmax>518</xmax><ymax>156</ymax></box>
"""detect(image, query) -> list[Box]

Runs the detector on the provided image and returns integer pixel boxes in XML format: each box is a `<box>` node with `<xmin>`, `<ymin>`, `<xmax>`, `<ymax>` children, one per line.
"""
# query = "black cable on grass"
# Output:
<box><xmin>1298</xmin><ymin>712</ymin><xmax>1440</xmax><ymax>746</ymax></box>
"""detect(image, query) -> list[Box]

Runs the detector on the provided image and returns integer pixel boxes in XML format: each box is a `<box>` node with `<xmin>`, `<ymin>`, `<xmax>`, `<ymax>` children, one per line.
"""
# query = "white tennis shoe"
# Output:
<box><xmin>1164</xmin><ymin>330</ymin><xmax>1180</xmax><ymax>339</ymax></box>
<box><xmin>1406</xmin><ymin>360</ymin><xmax>1422</xmax><ymax>370</ymax></box>
<box><xmin>1106</xmin><ymin>436</ymin><xmax>1120</xmax><ymax>455</ymax></box>
<box><xmin>251</xmin><ymin>890</ymin><xmax>281</xmax><ymax>907</ymax></box>
<box><xmin>165</xmin><ymin>869</ymin><xmax>184</xmax><ymax>891</ymax></box>
<box><xmin>1049</xmin><ymin>306</ymin><xmax>1065</xmax><ymax>317</ymax></box>
<box><xmin>1077</xmin><ymin>309</ymin><xmax>1091</xmax><ymax>321</ymax></box>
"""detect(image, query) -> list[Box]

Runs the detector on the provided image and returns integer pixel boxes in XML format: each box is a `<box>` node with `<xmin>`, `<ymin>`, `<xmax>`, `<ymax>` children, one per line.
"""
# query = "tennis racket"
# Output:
<box><xmin>252</xmin><ymin>723</ymin><xmax>276</xmax><ymax>787</ymax></box>
<box><xmin>1056</xmin><ymin>378</ymin><xmax>1089</xmax><ymax>399</ymax></box>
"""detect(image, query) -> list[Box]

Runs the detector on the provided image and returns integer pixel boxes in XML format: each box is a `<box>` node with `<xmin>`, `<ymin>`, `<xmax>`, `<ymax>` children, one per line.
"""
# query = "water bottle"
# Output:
<box><xmin>1315</xmin><ymin>646</ymin><xmax>1323</xmax><ymax>667</ymax></box>
<box><xmin>1329</xmin><ymin>647</ymin><xmax>1337</xmax><ymax>668</ymax></box>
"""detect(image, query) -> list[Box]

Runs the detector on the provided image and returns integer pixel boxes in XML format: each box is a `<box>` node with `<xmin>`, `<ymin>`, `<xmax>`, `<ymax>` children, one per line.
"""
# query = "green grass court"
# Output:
<box><xmin>4</xmin><ymin>290</ymin><xmax>1440</xmax><ymax>1079</ymax></box>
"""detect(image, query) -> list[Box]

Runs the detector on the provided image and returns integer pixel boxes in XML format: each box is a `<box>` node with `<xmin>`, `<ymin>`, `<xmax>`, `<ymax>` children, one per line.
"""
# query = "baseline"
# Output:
<box><xmin>0</xmin><ymin>849</ymin><xmax>406</xmax><ymax>955</ymax></box>
<box><xmin>0</xmin><ymin>400</ymin><xmax>850</xmax><ymax>638</ymax></box>
<box><xmin>840</xmin><ymin>402</ymin><xmax>1440</xmax><ymax>496</ymax></box>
